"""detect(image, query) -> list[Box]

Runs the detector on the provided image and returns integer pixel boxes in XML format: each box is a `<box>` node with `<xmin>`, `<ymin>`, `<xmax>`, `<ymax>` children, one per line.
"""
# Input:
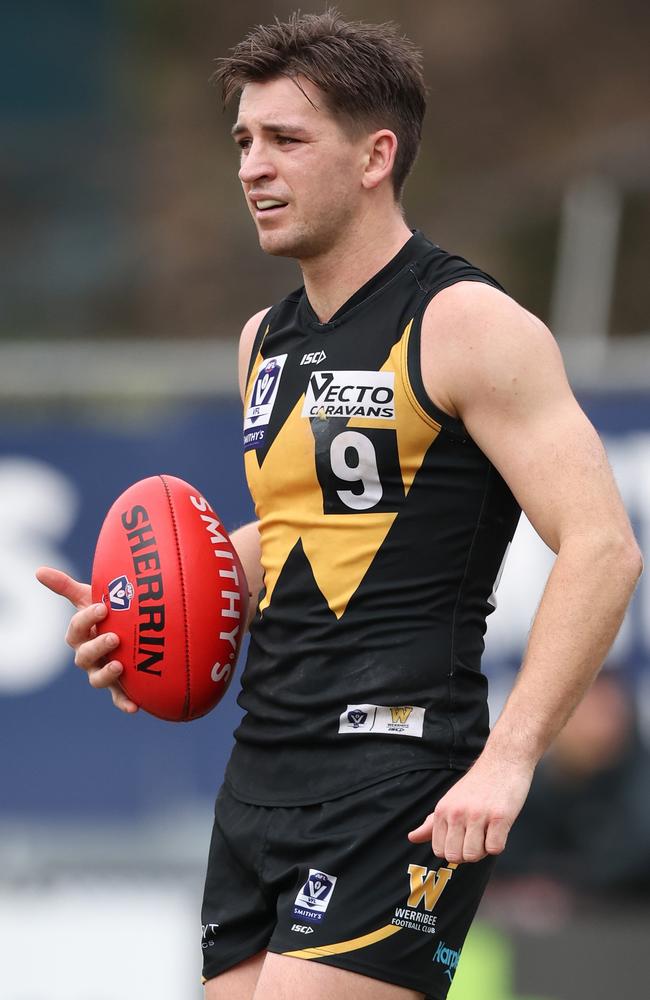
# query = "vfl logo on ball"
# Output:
<box><xmin>107</xmin><ymin>575</ymin><xmax>135</xmax><ymax>611</ymax></box>
<box><xmin>293</xmin><ymin>869</ymin><xmax>338</xmax><ymax>924</ymax></box>
<box><xmin>244</xmin><ymin>353</ymin><xmax>288</xmax><ymax>451</ymax></box>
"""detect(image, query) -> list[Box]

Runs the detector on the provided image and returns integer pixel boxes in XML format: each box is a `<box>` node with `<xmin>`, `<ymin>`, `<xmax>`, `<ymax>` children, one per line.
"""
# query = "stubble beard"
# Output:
<box><xmin>256</xmin><ymin>199</ymin><xmax>356</xmax><ymax>262</ymax></box>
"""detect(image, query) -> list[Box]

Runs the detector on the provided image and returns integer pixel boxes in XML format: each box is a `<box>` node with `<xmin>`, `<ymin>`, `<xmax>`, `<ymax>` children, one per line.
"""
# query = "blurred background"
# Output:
<box><xmin>1</xmin><ymin>1</ymin><xmax>649</xmax><ymax>997</ymax></box>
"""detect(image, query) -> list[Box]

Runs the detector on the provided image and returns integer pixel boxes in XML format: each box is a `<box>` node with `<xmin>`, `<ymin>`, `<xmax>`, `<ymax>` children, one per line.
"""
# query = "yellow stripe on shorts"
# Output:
<box><xmin>283</xmin><ymin>923</ymin><xmax>402</xmax><ymax>960</ymax></box>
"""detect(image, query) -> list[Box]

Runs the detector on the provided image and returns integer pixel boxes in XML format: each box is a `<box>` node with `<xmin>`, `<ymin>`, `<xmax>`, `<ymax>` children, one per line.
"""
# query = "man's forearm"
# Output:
<box><xmin>230</xmin><ymin>520</ymin><xmax>263</xmax><ymax>628</ymax></box>
<box><xmin>483</xmin><ymin>532</ymin><xmax>642</xmax><ymax>769</ymax></box>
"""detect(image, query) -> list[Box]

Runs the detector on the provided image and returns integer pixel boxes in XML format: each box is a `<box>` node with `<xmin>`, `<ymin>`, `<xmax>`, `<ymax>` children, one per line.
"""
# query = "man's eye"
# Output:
<box><xmin>276</xmin><ymin>136</ymin><xmax>299</xmax><ymax>145</ymax></box>
<box><xmin>237</xmin><ymin>139</ymin><xmax>252</xmax><ymax>151</ymax></box>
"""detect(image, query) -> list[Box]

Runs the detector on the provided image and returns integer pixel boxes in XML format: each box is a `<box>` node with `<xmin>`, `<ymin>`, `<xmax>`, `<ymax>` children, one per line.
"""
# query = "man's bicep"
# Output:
<box><xmin>469</xmin><ymin>394</ymin><xmax>624</xmax><ymax>554</ymax></box>
<box><xmin>428</xmin><ymin>288</ymin><xmax>630</xmax><ymax>553</ymax></box>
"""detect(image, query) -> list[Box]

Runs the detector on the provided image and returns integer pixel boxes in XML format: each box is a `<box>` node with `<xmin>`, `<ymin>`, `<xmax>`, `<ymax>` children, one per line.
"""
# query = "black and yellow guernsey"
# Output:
<box><xmin>225</xmin><ymin>231</ymin><xmax>521</xmax><ymax>806</ymax></box>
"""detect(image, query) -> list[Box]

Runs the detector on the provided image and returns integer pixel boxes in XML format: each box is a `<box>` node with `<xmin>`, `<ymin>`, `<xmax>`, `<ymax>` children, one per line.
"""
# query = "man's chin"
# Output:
<box><xmin>256</xmin><ymin>230</ymin><xmax>301</xmax><ymax>258</ymax></box>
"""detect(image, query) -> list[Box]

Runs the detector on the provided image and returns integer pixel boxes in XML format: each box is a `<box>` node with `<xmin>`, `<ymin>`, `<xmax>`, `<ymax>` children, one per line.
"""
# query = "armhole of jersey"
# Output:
<box><xmin>244</xmin><ymin>307</ymin><xmax>274</xmax><ymax>390</ymax></box>
<box><xmin>405</xmin><ymin>273</ymin><xmax>505</xmax><ymax>440</ymax></box>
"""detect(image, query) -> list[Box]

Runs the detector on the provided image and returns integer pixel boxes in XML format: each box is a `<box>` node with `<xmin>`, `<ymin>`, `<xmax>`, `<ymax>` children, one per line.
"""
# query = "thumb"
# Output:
<box><xmin>35</xmin><ymin>566</ymin><xmax>92</xmax><ymax>610</ymax></box>
<box><xmin>408</xmin><ymin>813</ymin><xmax>434</xmax><ymax>843</ymax></box>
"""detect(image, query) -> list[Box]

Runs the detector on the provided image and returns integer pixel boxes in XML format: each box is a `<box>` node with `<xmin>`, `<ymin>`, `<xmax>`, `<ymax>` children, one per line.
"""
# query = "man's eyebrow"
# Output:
<box><xmin>231</xmin><ymin>122</ymin><xmax>311</xmax><ymax>138</ymax></box>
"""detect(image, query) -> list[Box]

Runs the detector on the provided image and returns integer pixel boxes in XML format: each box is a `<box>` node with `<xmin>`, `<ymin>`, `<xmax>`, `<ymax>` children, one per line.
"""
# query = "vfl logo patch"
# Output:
<box><xmin>301</xmin><ymin>370</ymin><xmax>395</xmax><ymax>420</ymax></box>
<box><xmin>293</xmin><ymin>869</ymin><xmax>337</xmax><ymax>924</ymax></box>
<box><xmin>338</xmin><ymin>704</ymin><xmax>425</xmax><ymax>737</ymax></box>
<box><xmin>107</xmin><ymin>575</ymin><xmax>135</xmax><ymax>611</ymax></box>
<box><xmin>244</xmin><ymin>353</ymin><xmax>288</xmax><ymax>450</ymax></box>
<box><xmin>347</xmin><ymin>709</ymin><xmax>368</xmax><ymax>729</ymax></box>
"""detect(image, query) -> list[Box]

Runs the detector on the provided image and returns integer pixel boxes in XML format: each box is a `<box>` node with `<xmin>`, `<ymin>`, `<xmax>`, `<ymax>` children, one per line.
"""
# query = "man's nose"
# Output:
<box><xmin>239</xmin><ymin>142</ymin><xmax>277</xmax><ymax>185</ymax></box>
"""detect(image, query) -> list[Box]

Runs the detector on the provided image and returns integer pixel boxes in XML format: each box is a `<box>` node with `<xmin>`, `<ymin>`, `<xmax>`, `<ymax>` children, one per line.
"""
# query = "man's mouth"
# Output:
<box><xmin>253</xmin><ymin>198</ymin><xmax>288</xmax><ymax>214</ymax></box>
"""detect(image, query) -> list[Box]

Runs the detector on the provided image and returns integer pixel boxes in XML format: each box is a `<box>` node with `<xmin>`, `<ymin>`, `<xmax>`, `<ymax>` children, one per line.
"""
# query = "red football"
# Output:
<box><xmin>91</xmin><ymin>475</ymin><xmax>249</xmax><ymax>721</ymax></box>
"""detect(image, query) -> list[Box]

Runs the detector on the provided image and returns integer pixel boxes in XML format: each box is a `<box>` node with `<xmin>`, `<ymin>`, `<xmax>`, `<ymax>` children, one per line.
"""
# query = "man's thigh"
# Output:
<box><xmin>254</xmin><ymin>953</ymin><xmax>423</xmax><ymax>1000</ymax></box>
<box><xmin>203</xmin><ymin>950</ymin><xmax>421</xmax><ymax>1000</ymax></box>
<box><xmin>204</xmin><ymin>951</ymin><xmax>266</xmax><ymax>1000</ymax></box>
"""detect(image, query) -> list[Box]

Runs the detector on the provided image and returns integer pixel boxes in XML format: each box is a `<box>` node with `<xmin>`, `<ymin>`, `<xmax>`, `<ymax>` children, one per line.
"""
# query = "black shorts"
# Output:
<box><xmin>201</xmin><ymin>769</ymin><xmax>495</xmax><ymax>999</ymax></box>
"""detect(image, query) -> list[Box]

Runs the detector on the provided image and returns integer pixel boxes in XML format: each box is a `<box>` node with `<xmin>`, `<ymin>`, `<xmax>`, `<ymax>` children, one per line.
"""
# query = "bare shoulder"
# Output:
<box><xmin>422</xmin><ymin>281</ymin><xmax>636</xmax><ymax>555</ymax></box>
<box><xmin>421</xmin><ymin>280</ymin><xmax>569</xmax><ymax>421</ymax></box>
<box><xmin>238</xmin><ymin>307</ymin><xmax>272</xmax><ymax>401</ymax></box>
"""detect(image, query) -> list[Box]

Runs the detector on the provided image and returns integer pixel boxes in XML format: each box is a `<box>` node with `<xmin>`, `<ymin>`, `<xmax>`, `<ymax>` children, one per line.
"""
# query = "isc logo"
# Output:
<box><xmin>300</xmin><ymin>351</ymin><xmax>327</xmax><ymax>365</ymax></box>
<box><xmin>291</xmin><ymin>924</ymin><xmax>314</xmax><ymax>934</ymax></box>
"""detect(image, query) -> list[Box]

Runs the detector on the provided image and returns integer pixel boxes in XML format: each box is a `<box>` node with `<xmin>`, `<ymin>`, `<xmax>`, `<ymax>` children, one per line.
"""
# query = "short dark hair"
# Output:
<box><xmin>214</xmin><ymin>9</ymin><xmax>426</xmax><ymax>199</ymax></box>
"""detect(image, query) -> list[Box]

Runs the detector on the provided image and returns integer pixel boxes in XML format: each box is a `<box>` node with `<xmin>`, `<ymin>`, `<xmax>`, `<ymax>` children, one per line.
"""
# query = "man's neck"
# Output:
<box><xmin>299</xmin><ymin>213</ymin><xmax>413</xmax><ymax>324</ymax></box>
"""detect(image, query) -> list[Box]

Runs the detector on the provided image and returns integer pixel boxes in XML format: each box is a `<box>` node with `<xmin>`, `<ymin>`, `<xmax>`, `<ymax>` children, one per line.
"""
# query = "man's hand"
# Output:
<box><xmin>35</xmin><ymin>566</ymin><xmax>139</xmax><ymax>714</ymax></box>
<box><xmin>407</xmin><ymin>755</ymin><xmax>534</xmax><ymax>863</ymax></box>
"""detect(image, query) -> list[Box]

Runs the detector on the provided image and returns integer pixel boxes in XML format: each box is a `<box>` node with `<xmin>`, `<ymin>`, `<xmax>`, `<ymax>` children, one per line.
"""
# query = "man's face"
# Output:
<box><xmin>233</xmin><ymin>76</ymin><xmax>370</xmax><ymax>260</ymax></box>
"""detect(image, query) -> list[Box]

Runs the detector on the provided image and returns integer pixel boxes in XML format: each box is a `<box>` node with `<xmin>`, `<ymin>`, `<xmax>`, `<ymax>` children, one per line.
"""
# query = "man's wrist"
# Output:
<box><xmin>479</xmin><ymin>724</ymin><xmax>544</xmax><ymax>771</ymax></box>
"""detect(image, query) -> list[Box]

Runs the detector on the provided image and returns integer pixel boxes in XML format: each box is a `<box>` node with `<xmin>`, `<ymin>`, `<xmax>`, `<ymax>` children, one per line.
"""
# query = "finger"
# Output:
<box><xmin>75</xmin><ymin>634</ymin><xmax>120</xmax><ymax>676</ymax></box>
<box><xmin>485</xmin><ymin>815</ymin><xmax>511</xmax><ymax>856</ymax></box>
<box><xmin>108</xmin><ymin>677</ymin><xmax>139</xmax><ymax>714</ymax></box>
<box><xmin>442</xmin><ymin>813</ymin><xmax>466</xmax><ymax>864</ymax></box>
<box><xmin>432</xmin><ymin>811</ymin><xmax>448</xmax><ymax>860</ymax></box>
<box><xmin>87</xmin><ymin>659</ymin><xmax>125</xmax><ymax>690</ymax></box>
<box><xmin>461</xmin><ymin>817</ymin><xmax>488</xmax><ymax>863</ymax></box>
<box><xmin>36</xmin><ymin>566</ymin><xmax>92</xmax><ymax>610</ymax></box>
<box><xmin>408</xmin><ymin>813</ymin><xmax>434</xmax><ymax>843</ymax></box>
<box><xmin>66</xmin><ymin>604</ymin><xmax>109</xmax><ymax>649</ymax></box>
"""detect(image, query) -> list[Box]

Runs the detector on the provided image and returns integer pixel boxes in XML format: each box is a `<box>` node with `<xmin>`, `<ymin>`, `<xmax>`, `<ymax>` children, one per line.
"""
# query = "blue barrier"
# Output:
<box><xmin>0</xmin><ymin>394</ymin><xmax>648</xmax><ymax>818</ymax></box>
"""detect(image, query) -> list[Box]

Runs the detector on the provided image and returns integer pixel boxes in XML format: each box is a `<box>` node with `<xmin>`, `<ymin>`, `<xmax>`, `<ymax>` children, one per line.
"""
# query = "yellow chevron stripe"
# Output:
<box><xmin>282</xmin><ymin>923</ymin><xmax>402</xmax><ymax>960</ymax></box>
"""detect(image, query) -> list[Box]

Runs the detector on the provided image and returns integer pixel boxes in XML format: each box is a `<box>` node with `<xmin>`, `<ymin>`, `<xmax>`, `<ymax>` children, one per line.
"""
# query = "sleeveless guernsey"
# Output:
<box><xmin>224</xmin><ymin>231</ymin><xmax>521</xmax><ymax>805</ymax></box>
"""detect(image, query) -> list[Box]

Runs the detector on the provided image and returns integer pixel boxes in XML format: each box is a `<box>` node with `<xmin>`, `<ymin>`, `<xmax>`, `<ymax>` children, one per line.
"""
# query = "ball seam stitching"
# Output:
<box><xmin>160</xmin><ymin>474</ymin><xmax>192</xmax><ymax>719</ymax></box>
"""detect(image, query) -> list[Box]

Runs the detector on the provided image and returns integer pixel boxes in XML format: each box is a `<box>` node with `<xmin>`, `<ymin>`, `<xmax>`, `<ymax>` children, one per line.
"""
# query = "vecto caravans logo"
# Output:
<box><xmin>301</xmin><ymin>370</ymin><xmax>395</xmax><ymax>420</ymax></box>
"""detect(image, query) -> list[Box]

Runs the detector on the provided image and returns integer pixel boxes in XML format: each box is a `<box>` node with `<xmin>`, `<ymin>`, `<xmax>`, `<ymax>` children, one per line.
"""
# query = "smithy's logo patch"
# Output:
<box><xmin>108</xmin><ymin>575</ymin><xmax>134</xmax><ymax>611</ymax></box>
<box><xmin>302</xmin><ymin>370</ymin><xmax>395</xmax><ymax>420</ymax></box>
<box><xmin>244</xmin><ymin>354</ymin><xmax>288</xmax><ymax>450</ymax></box>
<box><xmin>293</xmin><ymin>870</ymin><xmax>337</xmax><ymax>924</ymax></box>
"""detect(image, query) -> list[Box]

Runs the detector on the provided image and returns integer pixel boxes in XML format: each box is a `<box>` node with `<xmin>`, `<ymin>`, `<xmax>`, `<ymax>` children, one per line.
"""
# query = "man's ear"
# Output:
<box><xmin>361</xmin><ymin>130</ymin><xmax>398</xmax><ymax>191</ymax></box>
